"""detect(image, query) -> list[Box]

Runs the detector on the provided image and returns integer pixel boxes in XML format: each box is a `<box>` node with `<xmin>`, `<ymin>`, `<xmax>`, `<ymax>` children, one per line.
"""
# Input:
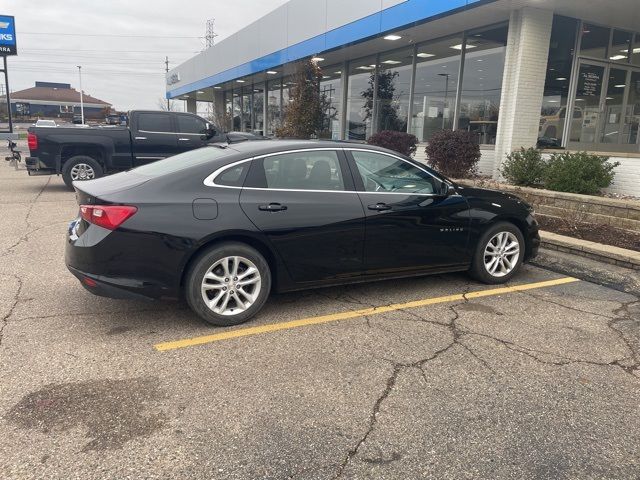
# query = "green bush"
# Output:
<box><xmin>500</xmin><ymin>148</ymin><xmax>547</xmax><ymax>186</ymax></box>
<box><xmin>425</xmin><ymin>129</ymin><xmax>480</xmax><ymax>178</ymax></box>
<box><xmin>544</xmin><ymin>151</ymin><xmax>619</xmax><ymax>195</ymax></box>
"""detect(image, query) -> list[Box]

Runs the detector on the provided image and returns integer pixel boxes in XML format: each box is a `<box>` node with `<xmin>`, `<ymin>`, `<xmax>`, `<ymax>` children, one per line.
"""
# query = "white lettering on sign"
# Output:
<box><xmin>0</xmin><ymin>34</ymin><xmax>12</xmax><ymax>41</ymax></box>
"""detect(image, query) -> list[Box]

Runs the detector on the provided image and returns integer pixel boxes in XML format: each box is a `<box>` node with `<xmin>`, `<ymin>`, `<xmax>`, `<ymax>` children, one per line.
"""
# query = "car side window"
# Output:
<box><xmin>215</xmin><ymin>163</ymin><xmax>250</xmax><ymax>187</ymax></box>
<box><xmin>351</xmin><ymin>151</ymin><xmax>438</xmax><ymax>194</ymax></box>
<box><xmin>138</xmin><ymin>113</ymin><xmax>172</xmax><ymax>133</ymax></box>
<box><xmin>177</xmin><ymin>115</ymin><xmax>207</xmax><ymax>135</ymax></box>
<box><xmin>248</xmin><ymin>151</ymin><xmax>345</xmax><ymax>191</ymax></box>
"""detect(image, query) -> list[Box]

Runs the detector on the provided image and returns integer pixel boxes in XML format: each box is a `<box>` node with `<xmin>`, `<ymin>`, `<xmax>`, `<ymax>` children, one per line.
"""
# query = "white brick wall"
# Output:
<box><xmin>493</xmin><ymin>7</ymin><xmax>554</xmax><ymax>178</ymax></box>
<box><xmin>608</xmin><ymin>158</ymin><xmax>640</xmax><ymax>197</ymax></box>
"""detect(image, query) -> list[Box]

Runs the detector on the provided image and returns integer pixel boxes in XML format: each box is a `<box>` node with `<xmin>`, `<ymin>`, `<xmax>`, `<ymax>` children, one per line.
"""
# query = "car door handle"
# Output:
<box><xmin>178</xmin><ymin>138</ymin><xmax>190</xmax><ymax>141</ymax></box>
<box><xmin>259</xmin><ymin>203</ymin><xmax>288</xmax><ymax>212</ymax></box>
<box><xmin>368</xmin><ymin>203</ymin><xmax>392</xmax><ymax>211</ymax></box>
<box><xmin>134</xmin><ymin>136</ymin><xmax>147</xmax><ymax>140</ymax></box>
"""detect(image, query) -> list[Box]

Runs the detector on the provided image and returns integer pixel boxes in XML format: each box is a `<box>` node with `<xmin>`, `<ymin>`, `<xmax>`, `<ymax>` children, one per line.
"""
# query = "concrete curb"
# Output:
<box><xmin>540</xmin><ymin>230</ymin><xmax>640</xmax><ymax>270</ymax></box>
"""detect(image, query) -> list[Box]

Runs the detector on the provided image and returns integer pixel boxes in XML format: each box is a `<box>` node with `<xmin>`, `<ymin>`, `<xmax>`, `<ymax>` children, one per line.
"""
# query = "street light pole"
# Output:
<box><xmin>77</xmin><ymin>65</ymin><xmax>84</xmax><ymax>124</ymax></box>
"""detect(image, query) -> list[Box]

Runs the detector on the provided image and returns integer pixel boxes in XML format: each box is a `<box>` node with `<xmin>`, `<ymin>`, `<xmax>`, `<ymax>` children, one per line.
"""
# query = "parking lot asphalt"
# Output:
<box><xmin>1</xmin><ymin>151</ymin><xmax>639</xmax><ymax>479</ymax></box>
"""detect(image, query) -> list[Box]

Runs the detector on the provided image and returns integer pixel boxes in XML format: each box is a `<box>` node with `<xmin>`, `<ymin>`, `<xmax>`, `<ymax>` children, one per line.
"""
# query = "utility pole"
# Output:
<box><xmin>205</xmin><ymin>19</ymin><xmax>217</xmax><ymax>49</ymax></box>
<box><xmin>77</xmin><ymin>65</ymin><xmax>84</xmax><ymax>124</ymax></box>
<box><xmin>165</xmin><ymin>56</ymin><xmax>170</xmax><ymax>111</ymax></box>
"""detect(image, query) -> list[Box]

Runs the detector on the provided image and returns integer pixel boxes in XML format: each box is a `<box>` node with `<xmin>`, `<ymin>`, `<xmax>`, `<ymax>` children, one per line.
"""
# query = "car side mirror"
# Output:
<box><xmin>205</xmin><ymin>123</ymin><xmax>217</xmax><ymax>139</ymax></box>
<box><xmin>440</xmin><ymin>182</ymin><xmax>456</xmax><ymax>196</ymax></box>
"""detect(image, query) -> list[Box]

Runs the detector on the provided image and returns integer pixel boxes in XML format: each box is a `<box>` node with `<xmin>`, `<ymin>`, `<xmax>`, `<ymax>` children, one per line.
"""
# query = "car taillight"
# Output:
<box><xmin>79</xmin><ymin>205</ymin><xmax>137</xmax><ymax>230</ymax></box>
<box><xmin>27</xmin><ymin>132</ymin><xmax>38</xmax><ymax>151</ymax></box>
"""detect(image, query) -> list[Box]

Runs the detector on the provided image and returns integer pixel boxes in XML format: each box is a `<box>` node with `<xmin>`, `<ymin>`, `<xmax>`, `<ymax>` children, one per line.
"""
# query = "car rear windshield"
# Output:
<box><xmin>132</xmin><ymin>146</ymin><xmax>234</xmax><ymax>177</ymax></box>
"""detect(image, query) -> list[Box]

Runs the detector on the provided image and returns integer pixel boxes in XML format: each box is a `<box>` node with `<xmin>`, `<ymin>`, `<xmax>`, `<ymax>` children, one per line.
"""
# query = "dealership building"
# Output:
<box><xmin>166</xmin><ymin>0</ymin><xmax>640</xmax><ymax>195</ymax></box>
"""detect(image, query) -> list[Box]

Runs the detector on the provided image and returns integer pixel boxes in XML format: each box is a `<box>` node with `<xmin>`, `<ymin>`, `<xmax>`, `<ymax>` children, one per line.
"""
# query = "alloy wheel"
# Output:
<box><xmin>70</xmin><ymin>163</ymin><xmax>96</xmax><ymax>181</ymax></box>
<box><xmin>483</xmin><ymin>231</ymin><xmax>520</xmax><ymax>277</ymax></box>
<box><xmin>200</xmin><ymin>256</ymin><xmax>262</xmax><ymax>316</ymax></box>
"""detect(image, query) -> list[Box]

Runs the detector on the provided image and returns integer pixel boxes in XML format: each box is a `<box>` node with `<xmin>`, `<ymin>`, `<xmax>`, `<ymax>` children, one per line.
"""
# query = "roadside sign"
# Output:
<box><xmin>0</xmin><ymin>15</ymin><xmax>17</xmax><ymax>56</ymax></box>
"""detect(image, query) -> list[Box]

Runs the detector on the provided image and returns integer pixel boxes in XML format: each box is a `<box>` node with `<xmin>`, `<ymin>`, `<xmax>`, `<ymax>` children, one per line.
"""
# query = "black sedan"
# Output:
<box><xmin>66</xmin><ymin>140</ymin><xmax>539</xmax><ymax>326</ymax></box>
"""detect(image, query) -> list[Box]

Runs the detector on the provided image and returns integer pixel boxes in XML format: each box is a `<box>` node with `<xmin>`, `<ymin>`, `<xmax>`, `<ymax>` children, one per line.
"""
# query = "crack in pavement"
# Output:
<box><xmin>516</xmin><ymin>291</ymin><xmax>640</xmax><ymax>377</ymax></box>
<box><xmin>1</xmin><ymin>177</ymin><xmax>53</xmax><ymax>257</ymax></box>
<box><xmin>0</xmin><ymin>274</ymin><xmax>23</xmax><ymax>347</ymax></box>
<box><xmin>332</xmin><ymin>284</ymin><xmax>640</xmax><ymax>477</ymax></box>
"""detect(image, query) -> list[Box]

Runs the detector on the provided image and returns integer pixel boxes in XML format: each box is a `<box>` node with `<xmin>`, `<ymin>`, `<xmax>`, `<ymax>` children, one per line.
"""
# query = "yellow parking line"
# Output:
<box><xmin>154</xmin><ymin>276</ymin><xmax>579</xmax><ymax>352</ymax></box>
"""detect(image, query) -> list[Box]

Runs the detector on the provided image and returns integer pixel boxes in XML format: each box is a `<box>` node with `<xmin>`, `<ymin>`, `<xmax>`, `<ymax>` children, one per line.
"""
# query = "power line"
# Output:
<box><xmin>19</xmin><ymin>32</ymin><xmax>204</xmax><ymax>39</ymax></box>
<box><xmin>13</xmin><ymin>59</ymin><xmax>176</xmax><ymax>66</ymax></box>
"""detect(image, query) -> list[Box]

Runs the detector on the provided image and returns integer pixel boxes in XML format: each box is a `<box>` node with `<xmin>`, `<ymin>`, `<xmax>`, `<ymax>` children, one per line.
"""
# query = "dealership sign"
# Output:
<box><xmin>0</xmin><ymin>15</ymin><xmax>17</xmax><ymax>56</ymax></box>
<box><xmin>166</xmin><ymin>72</ymin><xmax>181</xmax><ymax>85</ymax></box>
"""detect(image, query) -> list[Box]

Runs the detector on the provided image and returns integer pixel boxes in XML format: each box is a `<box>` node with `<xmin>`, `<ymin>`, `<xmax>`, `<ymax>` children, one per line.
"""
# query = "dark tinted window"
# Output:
<box><xmin>215</xmin><ymin>163</ymin><xmax>249</xmax><ymax>187</ymax></box>
<box><xmin>133</xmin><ymin>147</ymin><xmax>231</xmax><ymax>177</ymax></box>
<box><xmin>138</xmin><ymin>113</ymin><xmax>172</xmax><ymax>133</ymax></box>
<box><xmin>351</xmin><ymin>151</ymin><xmax>439</xmax><ymax>194</ymax></box>
<box><xmin>247</xmin><ymin>151</ymin><xmax>345</xmax><ymax>191</ymax></box>
<box><xmin>177</xmin><ymin>115</ymin><xmax>207</xmax><ymax>134</ymax></box>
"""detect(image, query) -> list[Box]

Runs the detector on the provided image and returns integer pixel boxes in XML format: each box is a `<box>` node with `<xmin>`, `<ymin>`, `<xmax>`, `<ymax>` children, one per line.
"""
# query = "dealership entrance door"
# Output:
<box><xmin>567</xmin><ymin>60</ymin><xmax>640</xmax><ymax>152</ymax></box>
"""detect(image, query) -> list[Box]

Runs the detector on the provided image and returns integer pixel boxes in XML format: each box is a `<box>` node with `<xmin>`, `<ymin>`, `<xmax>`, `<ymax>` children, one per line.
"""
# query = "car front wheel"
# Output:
<box><xmin>185</xmin><ymin>242</ymin><xmax>271</xmax><ymax>326</ymax></box>
<box><xmin>469</xmin><ymin>222</ymin><xmax>524</xmax><ymax>284</ymax></box>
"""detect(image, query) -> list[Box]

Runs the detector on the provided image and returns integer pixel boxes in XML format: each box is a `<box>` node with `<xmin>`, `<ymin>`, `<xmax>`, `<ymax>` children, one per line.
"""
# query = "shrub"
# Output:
<box><xmin>425</xmin><ymin>130</ymin><xmax>480</xmax><ymax>178</ymax></box>
<box><xmin>544</xmin><ymin>151</ymin><xmax>620</xmax><ymax>195</ymax></box>
<box><xmin>367</xmin><ymin>130</ymin><xmax>418</xmax><ymax>157</ymax></box>
<box><xmin>500</xmin><ymin>147</ymin><xmax>547</xmax><ymax>186</ymax></box>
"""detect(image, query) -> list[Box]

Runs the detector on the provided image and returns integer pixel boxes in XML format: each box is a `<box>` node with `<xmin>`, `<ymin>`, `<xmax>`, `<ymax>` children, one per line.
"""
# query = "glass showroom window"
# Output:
<box><xmin>580</xmin><ymin>23</ymin><xmax>610</xmax><ymax>59</ymax></box>
<box><xmin>632</xmin><ymin>33</ymin><xmax>640</xmax><ymax>66</ymax></box>
<box><xmin>266</xmin><ymin>79</ymin><xmax>282</xmax><ymax>136</ymax></box>
<box><xmin>345</xmin><ymin>56</ymin><xmax>377</xmax><ymax>140</ymax></box>
<box><xmin>232</xmin><ymin>91</ymin><xmax>242</xmax><ymax>131</ymax></box>
<box><xmin>252</xmin><ymin>85</ymin><xmax>264</xmax><ymax>135</ymax></box>
<box><xmin>458</xmin><ymin>24</ymin><xmax>508</xmax><ymax>145</ymax></box>
<box><xmin>241</xmin><ymin>85</ymin><xmax>252</xmax><ymax>132</ymax></box>
<box><xmin>319</xmin><ymin>65</ymin><xmax>343</xmax><ymax>139</ymax></box>
<box><xmin>224</xmin><ymin>91</ymin><xmax>233</xmax><ymax>131</ymax></box>
<box><xmin>411</xmin><ymin>36</ymin><xmax>462</xmax><ymax>142</ymax></box>
<box><xmin>538</xmin><ymin>16</ymin><xmax>579</xmax><ymax>148</ymax></box>
<box><xmin>610</xmin><ymin>30</ymin><xmax>633</xmax><ymax>63</ymax></box>
<box><xmin>375</xmin><ymin>47</ymin><xmax>413</xmax><ymax>134</ymax></box>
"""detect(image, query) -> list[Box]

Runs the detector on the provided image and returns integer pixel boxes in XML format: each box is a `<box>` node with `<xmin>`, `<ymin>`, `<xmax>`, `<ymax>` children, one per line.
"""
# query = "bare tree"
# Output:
<box><xmin>157</xmin><ymin>97</ymin><xmax>179</xmax><ymax>112</ymax></box>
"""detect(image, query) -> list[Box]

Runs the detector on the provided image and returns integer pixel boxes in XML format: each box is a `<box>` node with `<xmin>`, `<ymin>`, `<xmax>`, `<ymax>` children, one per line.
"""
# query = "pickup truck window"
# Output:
<box><xmin>177</xmin><ymin>115</ymin><xmax>207</xmax><ymax>135</ymax></box>
<box><xmin>132</xmin><ymin>146</ymin><xmax>232</xmax><ymax>177</ymax></box>
<box><xmin>138</xmin><ymin>113</ymin><xmax>173</xmax><ymax>133</ymax></box>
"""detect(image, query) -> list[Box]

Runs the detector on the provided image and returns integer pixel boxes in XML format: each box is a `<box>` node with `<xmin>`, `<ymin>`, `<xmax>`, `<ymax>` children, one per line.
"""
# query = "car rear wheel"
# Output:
<box><xmin>185</xmin><ymin>242</ymin><xmax>271</xmax><ymax>326</ymax></box>
<box><xmin>469</xmin><ymin>222</ymin><xmax>524</xmax><ymax>284</ymax></box>
<box><xmin>62</xmin><ymin>155</ymin><xmax>103</xmax><ymax>188</ymax></box>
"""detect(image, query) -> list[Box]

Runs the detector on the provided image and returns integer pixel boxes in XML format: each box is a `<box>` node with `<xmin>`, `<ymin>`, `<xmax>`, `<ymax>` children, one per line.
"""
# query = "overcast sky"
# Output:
<box><xmin>4</xmin><ymin>0</ymin><xmax>290</xmax><ymax>111</ymax></box>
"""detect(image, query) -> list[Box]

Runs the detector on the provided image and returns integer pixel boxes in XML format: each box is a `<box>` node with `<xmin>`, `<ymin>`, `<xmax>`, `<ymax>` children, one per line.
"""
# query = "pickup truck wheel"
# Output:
<box><xmin>62</xmin><ymin>156</ymin><xmax>103</xmax><ymax>188</ymax></box>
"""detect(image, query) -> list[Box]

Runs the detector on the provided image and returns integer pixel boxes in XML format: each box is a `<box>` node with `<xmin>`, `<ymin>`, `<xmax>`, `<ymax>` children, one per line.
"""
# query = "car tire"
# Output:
<box><xmin>185</xmin><ymin>242</ymin><xmax>271</xmax><ymax>326</ymax></box>
<box><xmin>469</xmin><ymin>222</ymin><xmax>525</xmax><ymax>284</ymax></box>
<box><xmin>62</xmin><ymin>155</ymin><xmax>103</xmax><ymax>189</ymax></box>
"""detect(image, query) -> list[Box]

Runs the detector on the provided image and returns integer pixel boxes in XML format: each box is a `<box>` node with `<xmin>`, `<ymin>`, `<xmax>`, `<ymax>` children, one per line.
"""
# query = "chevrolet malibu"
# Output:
<box><xmin>66</xmin><ymin>141</ymin><xmax>539</xmax><ymax>326</ymax></box>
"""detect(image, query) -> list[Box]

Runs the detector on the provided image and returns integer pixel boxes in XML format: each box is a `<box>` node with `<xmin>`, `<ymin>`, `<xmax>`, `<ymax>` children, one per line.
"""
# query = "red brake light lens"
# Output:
<box><xmin>80</xmin><ymin>205</ymin><xmax>137</xmax><ymax>230</ymax></box>
<box><xmin>27</xmin><ymin>132</ymin><xmax>38</xmax><ymax>151</ymax></box>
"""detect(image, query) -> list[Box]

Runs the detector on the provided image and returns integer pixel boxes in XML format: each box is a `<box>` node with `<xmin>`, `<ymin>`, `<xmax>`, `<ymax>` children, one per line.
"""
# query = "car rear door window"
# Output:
<box><xmin>138</xmin><ymin>113</ymin><xmax>173</xmax><ymax>133</ymax></box>
<box><xmin>351</xmin><ymin>150</ymin><xmax>439</xmax><ymax>194</ymax></box>
<box><xmin>177</xmin><ymin>115</ymin><xmax>207</xmax><ymax>135</ymax></box>
<box><xmin>214</xmin><ymin>162</ymin><xmax>250</xmax><ymax>187</ymax></box>
<box><xmin>247</xmin><ymin>151</ymin><xmax>345</xmax><ymax>191</ymax></box>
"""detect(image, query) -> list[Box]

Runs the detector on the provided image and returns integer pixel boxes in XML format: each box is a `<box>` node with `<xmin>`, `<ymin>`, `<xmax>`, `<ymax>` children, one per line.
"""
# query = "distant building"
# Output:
<box><xmin>10</xmin><ymin>81</ymin><xmax>111</xmax><ymax>119</ymax></box>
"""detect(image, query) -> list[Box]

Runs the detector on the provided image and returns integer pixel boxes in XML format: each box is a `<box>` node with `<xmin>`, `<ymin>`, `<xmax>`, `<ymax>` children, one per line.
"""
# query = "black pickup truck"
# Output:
<box><xmin>26</xmin><ymin>110</ymin><xmax>266</xmax><ymax>187</ymax></box>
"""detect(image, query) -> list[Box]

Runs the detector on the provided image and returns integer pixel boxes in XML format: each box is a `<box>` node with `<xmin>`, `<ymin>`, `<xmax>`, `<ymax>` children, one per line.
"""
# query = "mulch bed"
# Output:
<box><xmin>537</xmin><ymin>215</ymin><xmax>640</xmax><ymax>253</ymax></box>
